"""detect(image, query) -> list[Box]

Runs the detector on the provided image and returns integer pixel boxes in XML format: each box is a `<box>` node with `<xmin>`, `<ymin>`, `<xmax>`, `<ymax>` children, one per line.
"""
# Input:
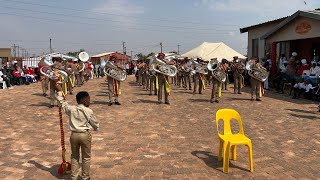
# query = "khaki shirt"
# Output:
<box><xmin>56</xmin><ymin>91</ymin><xmax>99</xmax><ymax>132</ymax></box>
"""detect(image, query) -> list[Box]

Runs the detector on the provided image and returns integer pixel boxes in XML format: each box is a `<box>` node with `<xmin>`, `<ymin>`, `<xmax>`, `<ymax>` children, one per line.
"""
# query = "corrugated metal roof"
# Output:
<box><xmin>240</xmin><ymin>17</ymin><xmax>287</xmax><ymax>33</ymax></box>
<box><xmin>91</xmin><ymin>52</ymin><xmax>114</xmax><ymax>58</ymax></box>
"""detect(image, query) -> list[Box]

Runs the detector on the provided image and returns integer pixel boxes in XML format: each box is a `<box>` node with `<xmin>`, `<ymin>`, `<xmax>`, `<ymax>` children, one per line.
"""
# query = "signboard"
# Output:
<box><xmin>295</xmin><ymin>21</ymin><xmax>311</xmax><ymax>34</ymax></box>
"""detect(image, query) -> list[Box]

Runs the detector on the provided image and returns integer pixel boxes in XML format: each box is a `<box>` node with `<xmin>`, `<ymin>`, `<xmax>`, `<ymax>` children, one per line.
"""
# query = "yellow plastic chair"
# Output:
<box><xmin>216</xmin><ymin>109</ymin><xmax>253</xmax><ymax>173</ymax></box>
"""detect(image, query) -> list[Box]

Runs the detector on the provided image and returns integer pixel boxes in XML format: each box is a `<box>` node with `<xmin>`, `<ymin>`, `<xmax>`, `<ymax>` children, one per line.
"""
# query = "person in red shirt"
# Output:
<box><xmin>296</xmin><ymin>59</ymin><xmax>310</xmax><ymax>76</ymax></box>
<box><xmin>13</xmin><ymin>67</ymin><xmax>23</xmax><ymax>85</ymax></box>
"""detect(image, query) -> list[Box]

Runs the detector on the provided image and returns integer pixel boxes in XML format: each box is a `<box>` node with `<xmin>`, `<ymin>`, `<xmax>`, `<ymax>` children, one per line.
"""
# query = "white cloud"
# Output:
<box><xmin>92</xmin><ymin>0</ymin><xmax>144</xmax><ymax>26</ymax></box>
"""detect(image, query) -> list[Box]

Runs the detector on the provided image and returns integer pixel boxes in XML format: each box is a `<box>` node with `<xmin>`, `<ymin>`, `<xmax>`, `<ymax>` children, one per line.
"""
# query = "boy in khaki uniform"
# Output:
<box><xmin>55</xmin><ymin>85</ymin><xmax>99</xmax><ymax>180</ymax></box>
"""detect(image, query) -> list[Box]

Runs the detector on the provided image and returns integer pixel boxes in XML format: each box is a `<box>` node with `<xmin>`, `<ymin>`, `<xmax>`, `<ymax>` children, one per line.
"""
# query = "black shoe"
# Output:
<box><xmin>43</xmin><ymin>93</ymin><xmax>47</xmax><ymax>97</ymax></box>
<box><xmin>238</xmin><ymin>92</ymin><xmax>242</xmax><ymax>94</ymax></box>
<box><xmin>189</xmin><ymin>88</ymin><xmax>192</xmax><ymax>90</ymax></box>
<box><xmin>215</xmin><ymin>100</ymin><xmax>219</xmax><ymax>103</ymax></box>
<box><xmin>210</xmin><ymin>100</ymin><xmax>214</xmax><ymax>103</ymax></box>
<box><xmin>49</xmin><ymin>105</ymin><xmax>54</xmax><ymax>108</ymax></box>
<box><xmin>157</xmin><ymin>101</ymin><xmax>162</xmax><ymax>104</ymax></box>
<box><xmin>165</xmin><ymin>102</ymin><xmax>170</xmax><ymax>105</ymax></box>
<box><xmin>250</xmin><ymin>98</ymin><xmax>254</xmax><ymax>101</ymax></box>
<box><xmin>70</xmin><ymin>92</ymin><xmax>73</xmax><ymax>95</ymax></box>
<box><xmin>149</xmin><ymin>94</ymin><xmax>152</xmax><ymax>96</ymax></box>
<box><xmin>115</xmin><ymin>102</ymin><xmax>121</xmax><ymax>105</ymax></box>
<box><xmin>256</xmin><ymin>98</ymin><xmax>261</xmax><ymax>101</ymax></box>
<box><xmin>199</xmin><ymin>92</ymin><xmax>202</xmax><ymax>94</ymax></box>
<box><xmin>154</xmin><ymin>93</ymin><xmax>157</xmax><ymax>96</ymax></box>
<box><xmin>225</xmin><ymin>89</ymin><xmax>227</xmax><ymax>90</ymax></box>
<box><xmin>108</xmin><ymin>102</ymin><xmax>113</xmax><ymax>106</ymax></box>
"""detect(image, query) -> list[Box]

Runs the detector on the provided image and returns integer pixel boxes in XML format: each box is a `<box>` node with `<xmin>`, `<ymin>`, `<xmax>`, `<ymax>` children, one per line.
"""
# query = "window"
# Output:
<box><xmin>252</xmin><ymin>38</ymin><xmax>259</xmax><ymax>57</ymax></box>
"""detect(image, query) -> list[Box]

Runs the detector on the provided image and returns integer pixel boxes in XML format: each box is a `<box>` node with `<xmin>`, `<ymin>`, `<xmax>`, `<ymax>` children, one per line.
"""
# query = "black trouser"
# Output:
<box><xmin>293</xmin><ymin>88</ymin><xmax>304</xmax><ymax>98</ymax></box>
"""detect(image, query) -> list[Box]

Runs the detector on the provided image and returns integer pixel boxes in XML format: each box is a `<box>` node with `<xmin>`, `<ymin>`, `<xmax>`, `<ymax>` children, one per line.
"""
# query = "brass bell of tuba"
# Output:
<box><xmin>246</xmin><ymin>60</ymin><xmax>269</xmax><ymax>82</ymax></box>
<box><xmin>207</xmin><ymin>59</ymin><xmax>226</xmax><ymax>83</ymax></box>
<box><xmin>190</xmin><ymin>59</ymin><xmax>208</xmax><ymax>75</ymax></box>
<box><xmin>150</xmin><ymin>57</ymin><xmax>177</xmax><ymax>77</ymax></box>
<box><xmin>40</xmin><ymin>54</ymin><xmax>68</xmax><ymax>84</ymax></box>
<box><xmin>103</xmin><ymin>60</ymin><xmax>128</xmax><ymax>82</ymax></box>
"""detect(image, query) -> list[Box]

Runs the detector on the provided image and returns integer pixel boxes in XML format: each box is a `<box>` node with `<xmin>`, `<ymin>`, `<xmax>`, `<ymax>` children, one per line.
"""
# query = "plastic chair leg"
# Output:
<box><xmin>247</xmin><ymin>143</ymin><xmax>254</xmax><ymax>172</ymax></box>
<box><xmin>231</xmin><ymin>145</ymin><xmax>237</xmax><ymax>160</ymax></box>
<box><xmin>223</xmin><ymin>142</ymin><xmax>231</xmax><ymax>173</ymax></box>
<box><xmin>218</xmin><ymin>140</ymin><xmax>224</xmax><ymax>161</ymax></box>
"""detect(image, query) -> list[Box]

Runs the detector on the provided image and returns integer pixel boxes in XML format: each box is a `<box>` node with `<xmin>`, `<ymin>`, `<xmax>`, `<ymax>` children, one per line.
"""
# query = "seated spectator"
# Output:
<box><xmin>292</xmin><ymin>78</ymin><xmax>305</xmax><ymax>99</ymax></box>
<box><xmin>0</xmin><ymin>68</ymin><xmax>13</xmax><ymax>89</ymax></box>
<box><xmin>25</xmin><ymin>66</ymin><xmax>37</xmax><ymax>83</ymax></box>
<box><xmin>304</xmin><ymin>80</ymin><xmax>314</xmax><ymax>100</ymax></box>
<box><xmin>312</xmin><ymin>79</ymin><xmax>320</xmax><ymax>101</ymax></box>
<box><xmin>3</xmin><ymin>66</ymin><xmax>14</xmax><ymax>86</ymax></box>
<box><xmin>309</xmin><ymin>61</ymin><xmax>320</xmax><ymax>76</ymax></box>
<box><xmin>13</xmin><ymin>67</ymin><xmax>23</xmax><ymax>85</ymax></box>
<box><xmin>296</xmin><ymin>59</ymin><xmax>310</xmax><ymax>76</ymax></box>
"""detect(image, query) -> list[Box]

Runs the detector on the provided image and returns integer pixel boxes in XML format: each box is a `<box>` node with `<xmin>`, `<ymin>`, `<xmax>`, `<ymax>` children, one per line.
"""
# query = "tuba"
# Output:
<box><xmin>40</xmin><ymin>55</ymin><xmax>68</xmax><ymax>84</ymax></box>
<box><xmin>78</xmin><ymin>52</ymin><xmax>89</xmax><ymax>72</ymax></box>
<box><xmin>246</xmin><ymin>60</ymin><xmax>269</xmax><ymax>82</ymax></box>
<box><xmin>191</xmin><ymin>59</ymin><xmax>208</xmax><ymax>75</ymax></box>
<box><xmin>150</xmin><ymin>57</ymin><xmax>177</xmax><ymax>77</ymax></box>
<box><xmin>103</xmin><ymin>60</ymin><xmax>127</xmax><ymax>81</ymax></box>
<box><xmin>207</xmin><ymin>59</ymin><xmax>226</xmax><ymax>83</ymax></box>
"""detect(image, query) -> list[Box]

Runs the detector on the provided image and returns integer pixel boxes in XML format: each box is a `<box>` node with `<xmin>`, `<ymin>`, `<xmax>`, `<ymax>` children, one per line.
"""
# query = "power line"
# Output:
<box><xmin>1</xmin><ymin>0</ymin><xmax>241</xmax><ymax>27</ymax></box>
<box><xmin>0</xmin><ymin>12</ymin><xmax>235</xmax><ymax>35</ymax></box>
<box><xmin>0</xmin><ymin>5</ymin><xmax>238</xmax><ymax>32</ymax></box>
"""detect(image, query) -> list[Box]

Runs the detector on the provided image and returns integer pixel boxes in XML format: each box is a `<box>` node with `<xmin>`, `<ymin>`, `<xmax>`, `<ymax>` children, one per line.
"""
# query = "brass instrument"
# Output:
<box><xmin>78</xmin><ymin>52</ymin><xmax>90</xmax><ymax>72</ymax></box>
<box><xmin>190</xmin><ymin>59</ymin><xmax>208</xmax><ymax>75</ymax></box>
<box><xmin>40</xmin><ymin>55</ymin><xmax>68</xmax><ymax>84</ymax></box>
<box><xmin>150</xmin><ymin>57</ymin><xmax>177</xmax><ymax>77</ymax></box>
<box><xmin>207</xmin><ymin>59</ymin><xmax>226</xmax><ymax>83</ymax></box>
<box><xmin>246</xmin><ymin>60</ymin><xmax>269</xmax><ymax>82</ymax></box>
<box><xmin>102</xmin><ymin>60</ymin><xmax>128</xmax><ymax>82</ymax></box>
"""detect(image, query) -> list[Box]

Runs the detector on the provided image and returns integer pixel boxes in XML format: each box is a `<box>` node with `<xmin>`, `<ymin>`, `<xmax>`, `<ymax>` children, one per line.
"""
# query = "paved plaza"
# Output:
<box><xmin>0</xmin><ymin>76</ymin><xmax>319</xmax><ymax>179</ymax></box>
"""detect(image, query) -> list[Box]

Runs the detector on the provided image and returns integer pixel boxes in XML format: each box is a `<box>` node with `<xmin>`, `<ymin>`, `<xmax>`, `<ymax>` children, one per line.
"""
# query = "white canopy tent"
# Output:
<box><xmin>182</xmin><ymin>42</ymin><xmax>245</xmax><ymax>62</ymax></box>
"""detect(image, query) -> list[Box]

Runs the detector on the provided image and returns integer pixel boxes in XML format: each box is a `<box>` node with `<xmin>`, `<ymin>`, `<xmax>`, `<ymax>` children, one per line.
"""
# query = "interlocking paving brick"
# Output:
<box><xmin>0</xmin><ymin>76</ymin><xmax>319</xmax><ymax>179</ymax></box>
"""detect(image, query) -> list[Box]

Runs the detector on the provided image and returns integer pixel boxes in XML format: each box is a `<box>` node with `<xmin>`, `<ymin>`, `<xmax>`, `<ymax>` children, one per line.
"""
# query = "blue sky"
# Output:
<box><xmin>0</xmin><ymin>0</ymin><xmax>319</xmax><ymax>57</ymax></box>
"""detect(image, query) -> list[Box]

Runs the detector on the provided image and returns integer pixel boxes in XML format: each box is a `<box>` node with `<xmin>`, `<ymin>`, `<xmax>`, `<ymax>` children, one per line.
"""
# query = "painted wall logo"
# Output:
<box><xmin>295</xmin><ymin>21</ymin><xmax>312</xmax><ymax>34</ymax></box>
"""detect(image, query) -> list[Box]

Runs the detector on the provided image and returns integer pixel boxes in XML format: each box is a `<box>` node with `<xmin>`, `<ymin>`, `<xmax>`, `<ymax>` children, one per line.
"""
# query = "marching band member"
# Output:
<box><xmin>156</xmin><ymin>53</ymin><xmax>173</xmax><ymax>105</ymax></box>
<box><xmin>177</xmin><ymin>61</ymin><xmax>184</xmax><ymax>88</ymax></box>
<box><xmin>182</xmin><ymin>57</ymin><xmax>192</xmax><ymax>90</ymax></box>
<box><xmin>38</xmin><ymin>57</ymin><xmax>49</xmax><ymax>97</ymax></box>
<box><xmin>232</xmin><ymin>56</ymin><xmax>244</xmax><ymax>94</ymax></box>
<box><xmin>249</xmin><ymin>57</ymin><xmax>263</xmax><ymax>101</ymax></box>
<box><xmin>74</xmin><ymin>60</ymin><xmax>81</xmax><ymax>87</ymax></box>
<box><xmin>107</xmin><ymin>56</ymin><xmax>122</xmax><ymax>106</ymax></box>
<box><xmin>210</xmin><ymin>60</ymin><xmax>223</xmax><ymax>104</ymax></box>
<box><xmin>193</xmin><ymin>58</ymin><xmax>206</xmax><ymax>94</ymax></box>
<box><xmin>65</xmin><ymin>58</ymin><xmax>76</xmax><ymax>95</ymax></box>
<box><xmin>49</xmin><ymin>56</ymin><xmax>64</xmax><ymax>108</ymax></box>
<box><xmin>220</xmin><ymin>58</ymin><xmax>229</xmax><ymax>90</ymax></box>
<box><xmin>148</xmin><ymin>66</ymin><xmax>157</xmax><ymax>96</ymax></box>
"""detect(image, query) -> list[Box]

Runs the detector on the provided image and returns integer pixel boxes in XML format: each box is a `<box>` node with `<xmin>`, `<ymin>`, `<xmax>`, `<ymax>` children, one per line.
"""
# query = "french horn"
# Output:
<box><xmin>207</xmin><ymin>59</ymin><xmax>226</xmax><ymax>83</ymax></box>
<box><xmin>103</xmin><ymin>60</ymin><xmax>128</xmax><ymax>82</ymax></box>
<box><xmin>40</xmin><ymin>55</ymin><xmax>68</xmax><ymax>84</ymax></box>
<box><xmin>246</xmin><ymin>60</ymin><xmax>269</xmax><ymax>82</ymax></box>
<box><xmin>150</xmin><ymin>57</ymin><xmax>177</xmax><ymax>77</ymax></box>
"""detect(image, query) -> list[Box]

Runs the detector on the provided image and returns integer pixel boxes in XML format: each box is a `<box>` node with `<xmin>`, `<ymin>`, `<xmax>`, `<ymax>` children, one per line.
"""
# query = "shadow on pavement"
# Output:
<box><xmin>227</xmin><ymin>97</ymin><xmax>251</xmax><ymax>101</ymax></box>
<box><xmin>286</xmin><ymin>108</ymin><xmax>318</xmax><ymax>114</ymax></box>
<box><xmin>92</xmin><ymin>100</ymin><xmax>110</xmax><ymax>105</ymax></box>
<box><xmin>32</xmin><ymin>93</ymin><xmax>45</xmax><ymax>97</ymax></box>
<box><xmin>289</xmin><ymin>113</ymin><xmax>319</xmax><ymax>120</ymax></box>
<box><xmin>188</xmin><ymin>99</ymin><xmax>210</xmax><ymax>103</ymax></box>
<box><xmin>191</xmin><ymin>151</ymin><xmax>250</xmax><ymax>172</ymax></box>
<box><xmin>28</xmin><ymin>160</ymin><xmax>70</xmax><ymax>179</ymax></box>
<box><xmin>132</xmin><ymin>99</ymin><xmax>158</xmax><ymax>104</ymax></box>
<box><xmin>30</xmin><ymin>102</ymin><xmax>51</xmax><ymax>107</ymax></box>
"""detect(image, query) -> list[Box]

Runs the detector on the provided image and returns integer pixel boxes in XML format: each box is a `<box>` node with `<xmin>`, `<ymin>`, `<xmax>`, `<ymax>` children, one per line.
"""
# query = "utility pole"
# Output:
<box><xmin>130</xmin><ymin>51</ymin><xmax>133</xmax><ymax>62</ymax></box>
<box><xmin>160</xmin><ymin>42</ymin><xmax>163</xmax><ymax>53</ymax></box>
<box><xmin>122</xmin><ymin>41</ymin><xmax>126</xmax><ymax>65</ymax></box>
<box><xmin>12</xmin><ymin>44</ymin><xmax>16</xmax><ymax>60</ymax></box>
<box><xmin>50</xmin><ymin>38</ymin><xmax>52</xmax><ymax>53</ymax></box>
<box><xmin>17</xmin><ymin>45</ymin><xmax>20</xmax><ymax>58</ymax></box>
<box><xmin>178</xmin><ymin>44</ymin><xmax>180</xmax><ymax>55</ymax></box>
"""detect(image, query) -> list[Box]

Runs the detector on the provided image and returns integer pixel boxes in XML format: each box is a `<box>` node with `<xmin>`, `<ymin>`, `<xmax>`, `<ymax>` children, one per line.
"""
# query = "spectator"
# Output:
<box><xmin>310</xmin><ymin>61</ymin><xmax>320</xmax><ymax>76</ymax></box>
<box><xmin>292</xmin><ymin>78</ymin><xmax>305</xmax><ymax>99</ymax></box>
<box><xmin>13</xmin><ymin>67</ymin><xmax>23</xmax><ymax>85</ymax></box>
<box><xmin>279</xmin><ymin>54</ymin><xmax>287</xmax><ymax>70</ymax></box>
<box><xmin>273</xmin><ymin>61</ymin><xmax>288</xmax><ymax>93</ymax></box>
<box><xmin>304</xmin><ymin>80</ymin><xmax>314</xmax><ymax>100</ymax></box>
<box><xmin>0</xmin><ymin>68</ymin><xmax>13</xmax><ymax>89</ymax></box>
<box><xmin>296</xmin><ymin>59</ymin><xmax>310</xmax><ymax>76</ymax></box>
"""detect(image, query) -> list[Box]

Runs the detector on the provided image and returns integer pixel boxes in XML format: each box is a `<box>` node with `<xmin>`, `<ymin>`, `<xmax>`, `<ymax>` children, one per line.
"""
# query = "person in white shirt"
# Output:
<box><xmin>304</xmin><ymin>80</ymin><xmax>314</xmax><ymax>99</ymax></box>
<box><xmin>310</xmin><ymin>61</ymin><xmax>320</xmax><ymax>76</ymax></box>
<box><xmin>279</xmin><ymin>54</ymin><xmax>286</xmax><ymax>69</ymax></box>
<box><xmin>292</xmin><ymin>78</ymin><xmax>305</xmax><ymax>99</ymax></box>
